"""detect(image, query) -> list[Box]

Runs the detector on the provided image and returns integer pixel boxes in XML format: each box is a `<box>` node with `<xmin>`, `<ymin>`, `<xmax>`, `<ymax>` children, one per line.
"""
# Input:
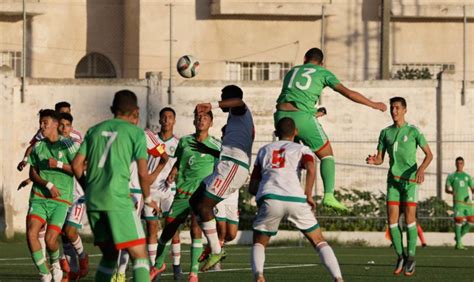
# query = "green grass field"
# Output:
<box><xmin>0</xmin><ymin>241</ymin><xmax>472</xmax><ymax>281</ymax></box>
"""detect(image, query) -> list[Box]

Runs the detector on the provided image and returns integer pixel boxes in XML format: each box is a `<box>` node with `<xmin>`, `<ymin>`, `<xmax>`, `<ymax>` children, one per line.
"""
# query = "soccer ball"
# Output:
<box><xmin>177</xmin><ymin>55</ymin><xmax>199</xmax><ymax>78</ymax></box>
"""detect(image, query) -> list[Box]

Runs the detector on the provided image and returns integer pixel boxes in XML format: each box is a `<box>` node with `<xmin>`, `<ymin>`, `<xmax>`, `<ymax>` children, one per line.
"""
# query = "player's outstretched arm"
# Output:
<box><xmin>148</xmin><ymin>154</ymin><xmax>168</xmax><ymax>184</ymax></box>
<box><xmin>366</xmin><ymin>150</ymin><xmax>384</xmax><ymax>165</ymax></box>
<box><xmin>196</xmin><ymin>98</ymin><xmax>245</xmax><ymax>114</ymax></box>
<box><xmin>333</xmin><ymin>84</ymin><xmax>387</xmax><ymax>112</ymax></box>
<box><xmin>303</xmin><ymin>156</ymin><xmax>316</xmax><ymax>210</ymax></box>
<box><xmin>17</xmin><ymin>145</ymin><xmax>34</xmax><ymax>171</ymax></box>
<box><xmin>415</xmin><ymin>144</ymin><xmax>433</xmax><ymax>184</ymax></box>
<box><xmin>29</xmin><ymin>165</ymin><xmax>60</xmax><ymax>198</ymax></box>
<box><xmin>138</xmin><ymin>158</ymin><xmax>160</xmax><ymax>213</ymax></box>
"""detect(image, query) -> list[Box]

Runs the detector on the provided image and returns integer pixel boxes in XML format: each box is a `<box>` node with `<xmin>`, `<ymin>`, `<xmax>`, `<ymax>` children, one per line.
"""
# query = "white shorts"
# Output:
<box><xmin>66</xmin><ymin>197</ymin><xmax>87</xmax><ymax>229</ymax></box>
<box><xmin>252</xmin><ymin>199</ymin><xmax>319</xmax><ymax>236</ymax></box>
<box><xmin>142</xmin><ymin>189</ymin><xmax>175</xmax><ymax>220</ymax></box>
<box><xmin>204</xmin><ymin>160</ymin><xmax>249</xmax><ymax>201</ymax></box>
<box><xmin>214</xmin><ymin>190</ymin><xmax>239</xmax><ymax>225</ymax></box>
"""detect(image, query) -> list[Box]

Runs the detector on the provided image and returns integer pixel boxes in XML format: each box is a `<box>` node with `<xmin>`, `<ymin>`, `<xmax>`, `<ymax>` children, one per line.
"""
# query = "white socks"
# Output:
<box><xmin>171</xmin><ymin>241</ymin><xmax>181</xmax><ymax>265</ymax></box>
<box><xmin>71</xmin><ymin>236</ymin><xmax>85</xmax><ymax>258</ymax></box>
<box><xmin>117</xmin><ymin>250</ymin><xmax>130</xmax><ymax>274</ymax></box>
<box><xmin>200</xmin><ymin>219</ymin><xmax>221</xmax><ymax>254</ymax></box>
<box><xmin>251</xmin><ymin>243</ymin><xmax>265</xmax><ymax>278</ymax></box>
<box><xmin>148</xmin><ymin>243</ymin><xmax>158</xmax><ymax>264</ymax></box>
<box><xmin>316</xmin><ymin>241</ymin><xmax>343</xmax><ymax>280</ymax></box>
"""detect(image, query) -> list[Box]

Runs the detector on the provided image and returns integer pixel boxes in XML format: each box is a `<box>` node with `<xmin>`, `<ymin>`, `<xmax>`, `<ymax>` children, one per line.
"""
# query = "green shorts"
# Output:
<box><xmin>166</xmin><ymin>198</ymin><xmax>191</xmax><ymax>223</ymax></box>
<box><xmin>274</xmin><ymin>110</ymin><xmax>328</xmax><ymax>152</ymax></box>
<box><xmin>387</xmin><ymin>179</ymin><xmax>418</xmax><ymax>206</ymax></box>
<box><xmin>87</xmin><ymin>209</ymin><xmax>146</xmax><ymax>250</ymax></box>
<box><xmin>27</xmin><ymin>200</ymin><xmax>69</xmax><ymax>233</ymax></box>
<box><xmin>453</xmin><ymin>202</ymin><xmax>474</xmax><ymax>220</ymax></box>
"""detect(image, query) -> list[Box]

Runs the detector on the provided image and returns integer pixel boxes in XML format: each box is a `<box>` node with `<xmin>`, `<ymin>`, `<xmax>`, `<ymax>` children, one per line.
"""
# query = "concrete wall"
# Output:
<box><xmin>1</xmin><ymin>69</ymin><xmax>473</xmax><ymax>235</ymax></box>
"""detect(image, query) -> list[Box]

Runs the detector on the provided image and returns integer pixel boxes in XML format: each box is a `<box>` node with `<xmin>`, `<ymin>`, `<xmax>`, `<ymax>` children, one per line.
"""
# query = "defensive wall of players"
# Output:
<box><xmin>1</xmin><ymin>67</ymin><xmax>473</xmax><ymax>238</ymax></box>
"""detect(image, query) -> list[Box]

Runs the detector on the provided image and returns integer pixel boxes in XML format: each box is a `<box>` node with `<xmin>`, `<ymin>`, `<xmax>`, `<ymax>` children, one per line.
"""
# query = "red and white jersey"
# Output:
<box><xmin>253</xmin><ymin>140</ymin><xmax>315</xmax><ymax>202</ymax></box>
<box><xmin>145</xmin><ymin>129</ymin><xmax>179</xmax><ymax>191</ymax></box>
<box><xmin>72</xmin><ymin>178</ymin><xmax>84</xmax><ymax>201</ymax></box>
<box><xmin>221</xmin><ymin>106</ymin><xmax>255</xmax><ymax>165</ymax></box>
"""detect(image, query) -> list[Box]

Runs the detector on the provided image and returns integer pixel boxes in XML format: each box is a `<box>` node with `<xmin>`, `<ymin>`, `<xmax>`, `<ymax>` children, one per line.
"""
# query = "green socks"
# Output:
<box><xmin>133</xmin><ymin>258</ymin><xmax>150</xmax><ymax>282</ymax></box>
<box><xmin>48</xmin><ymin>248</ymin><xmax>60</xmax><ymax>265</ymax></box>
<box><xmin>320</xmin><ymin>156</ymin><xmax>335</xmax><ymax>194</ymax></box>
<box><xmin>461</xmin><ymin>222</ymin><xmax>472</xmax><ymax>237</ymax></box>
<box><xmin>191</xmin><ymin>239</ymin><xmax>203</xmax><ymax>274</ymax></box>
<box><xmin>407</xmin><ymin>222</ymin><xmax>417</xmax><ymax>257</ymax></box>
<box><xmin>155</xmin><ymin>239</ymin><xmax>171</xmax><ymax>268</ymax></box>
<box><xmin>389</xmin><ymin>223</ymin><xmax>404</xmax><ymax>256</ymax></box>
<box><xmin>455</xmin><ymin>223</ymin><xmax>463</xmax><ymax>244</ymax></box>
<box><xmin>32</xmin><ymin>250</ymin><xmax>49</xmax><ymax>275</ymax></box>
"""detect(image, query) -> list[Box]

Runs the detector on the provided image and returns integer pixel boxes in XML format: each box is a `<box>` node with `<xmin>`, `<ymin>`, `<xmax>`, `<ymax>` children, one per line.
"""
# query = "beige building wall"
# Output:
<box><xmin>0</xmin><ymin>0</ymin><xmax>472</xmax><ymax>81</ymax></box>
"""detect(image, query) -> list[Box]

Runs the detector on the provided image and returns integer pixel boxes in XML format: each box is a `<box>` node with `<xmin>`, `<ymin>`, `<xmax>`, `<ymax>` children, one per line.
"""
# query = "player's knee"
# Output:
<box><xmin>225</xmin><ymin>227</ymin><xmax>238</xmax><ymax>241</ymax></box>
<box><xmin>64</xmin><ymin>226</ymin><xmax>78</xmax><ymax>241</ymax></box>
<box><xmin>45</xmin><ymin>233</ymin><xmax>59</xmax><ymax>248</ymax></box>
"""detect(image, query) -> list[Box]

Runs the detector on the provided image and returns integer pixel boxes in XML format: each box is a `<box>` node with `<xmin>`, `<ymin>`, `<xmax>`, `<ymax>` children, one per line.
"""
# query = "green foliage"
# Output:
<box><xmin>394</xmin><ymin>65</ymin><xmax>433</xmax><ymax>80</ymax></box>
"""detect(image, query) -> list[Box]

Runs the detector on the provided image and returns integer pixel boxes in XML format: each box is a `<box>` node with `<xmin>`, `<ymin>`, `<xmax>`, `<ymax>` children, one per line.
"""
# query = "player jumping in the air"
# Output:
<box><xmin>366</xmin><ymin>97</ymin><xmax>433</xmax><ymax>276</ymax></box>
<box><xmin>189</xmin><ymin>85</ymin><xmax>255</xmax><ymax>271</ymax></box>
<box><xmin>275</xmin><ymin>48</ymin><xmax>387</xmax><ymax>211</ymax></box>
<box><xmin>150</xmin><ymin>109</ymin><xmax>221</xmax><ymax>282</ymax></box>
<box><xmin>249</xmin><ymin>117</ymin><xmax>343</xmax><ymax>282</ymax></box>
<box><xmin>445</xmin><ymin>156</ymin><xmax>474</xmax><ymax>250</ymax></box>
<box><xmin>27</xmin><ymin>109</ymin><xmax>78</xmax><ymax>281</ymax></box>
<box><xmin>72</xmin><ymin>90</ymin><xmax>159</xmax><ymax>282</ymax></box>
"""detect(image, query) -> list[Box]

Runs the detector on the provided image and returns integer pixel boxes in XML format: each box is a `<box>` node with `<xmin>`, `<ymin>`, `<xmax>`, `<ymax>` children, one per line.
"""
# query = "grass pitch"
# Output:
<box><xmin>0</xmin><ymin>241</ymin><xmax>472</xmax><ymax>281</ymax></box>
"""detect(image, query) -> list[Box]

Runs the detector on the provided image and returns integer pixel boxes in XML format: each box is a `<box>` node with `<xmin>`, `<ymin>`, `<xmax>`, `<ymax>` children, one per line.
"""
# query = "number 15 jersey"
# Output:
<box><xmin>78</xmin><ymin>118</ymin><xmax>148</xmax><ymax>211</ymax></box>
<box><xmin>253</xmin><ymin>140</ymin><xmax>315</xmax><ymax>204</ymax></box>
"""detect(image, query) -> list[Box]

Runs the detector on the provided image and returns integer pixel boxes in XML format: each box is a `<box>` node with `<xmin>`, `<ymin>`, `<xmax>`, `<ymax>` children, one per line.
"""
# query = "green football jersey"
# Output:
<box><xmin>174</xmin><ymin>134</ymin><xmax>221</xmax><ymax>199</ymax></box>
<box><xmin>277</xmin><ymin>64</ymin><xmax>340</xmax><ymax>114</ymax></box>
<box><xmin>377</xmin><ymin>123</ymin><xmax>428</xmax><ymax>182</ymax></box>
<box><xmin>446</xmin><ymin>172</ymin><xmax>473</xmax><ymax>203</ymax></box>
<box><xmin>78</xmin><ymin>118</ymin><xmax>148</xmax><ymax>211</ymax></box>
<box><xmin>28</xmin><ymin>136</ymin><xmax>78</xmax><ymax>205</ymax></box>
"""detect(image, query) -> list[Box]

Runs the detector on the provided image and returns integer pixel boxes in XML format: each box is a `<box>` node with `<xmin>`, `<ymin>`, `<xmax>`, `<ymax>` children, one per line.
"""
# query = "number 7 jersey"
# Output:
<box><xmin>277</xmin><ymin>64</ymin><xmax>340</xmax><ymax>114</ymax></box>
<box><xmin>78</xmin><ymin>118</ymin><xmax>148</xmax><ymax>211</ymax></box>
<box><xmin>253</xmin><ymin>140</ymin><xmax>315</xmax><ymax>204</ymax></box>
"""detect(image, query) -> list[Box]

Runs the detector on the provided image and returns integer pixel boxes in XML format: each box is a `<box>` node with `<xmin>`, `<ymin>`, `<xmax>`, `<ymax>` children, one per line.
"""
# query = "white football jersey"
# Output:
<box><xmin>145</xmin><ymin>129</ymin><xmax>179</xmax><ymax>191</ymax></box>
<box><xmin>254</xmin><ymin>140</ymin><xmax>315</xmax><ymax>202</ymax></box>
<box><xmin>129</xmin><ymin>160</ymin><xmax>140</xmax><ymax>189</ymax></box>
<box><xmin>221</xmin><ymin>106</ymin><xmax>255</xmax><ymax>165</ymax></box>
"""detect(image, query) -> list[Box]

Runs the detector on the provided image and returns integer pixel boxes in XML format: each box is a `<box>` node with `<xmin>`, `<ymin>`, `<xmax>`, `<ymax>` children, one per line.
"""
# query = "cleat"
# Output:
<box><xmin>255</xmin><ymin>274</ymin><xmax>265</xmax><ymax>282</ymax></box>
<box><xmin>78</xmin><ymin>253</ymin><xmax>89</xmax><ymax>278</ymax></box>
<box><xmin>112</xmin><ymin>272</ymin><xmax>126</xmax><ymax>282</ymax></box>
<box><xmin>188</xmin><ymin>272</ymin><xmax>198</xmax><ymax>282</ymax></box>
<box><xmin>69</xmin><ymin>272</ymin><xmax>80</xmax><ymax>281</ymax></box>
<box><xmin>200</xmin><ymin>250</ymin><xmax>226</xmax><ymax>272</ymax></box>
<box><xmin>198</xmin><ymin>246</ymin><xmax>211</xmax><ymax>263</ymax></box>
<box><xmin>322</xmin><ymin>193</ymin><xmax>348</xmax><ymax>211</ymax></box>
<box><xmin>173</xmin><ymin>264</ymin><xmax>183</xmax><ymax>280</ymax></box>
<box><xmin>51</xmin><ymin>262</ymin><xmax>64</xmax><ymax>282</ymax></box>
<box><xmin>455</xmin><ymin>243</ymin><xmax>467</xmax><ymax>250</ymax></box>
<box><xmin>59</xmin><ymin>258</ymin><xmax>70</xmax><ymax>274</ymax></box>
<box><xmin>404</xmin><ymin>258</ymin><xmax>416</xmax><ymax>276</ymax></box>
<box><xmin>150</xmin><ymin>264</ymin><xmax>166</xmax><ymax>281</ymax></box>
<box><xmin>393</xmin><ymin>255</ymin><xmax>405</xmax><ymax>275</ymax></box>
<box><xmin>421</xmin><ymin>243</ymin><xmax>427</xmax><ymax>248</ymax></box>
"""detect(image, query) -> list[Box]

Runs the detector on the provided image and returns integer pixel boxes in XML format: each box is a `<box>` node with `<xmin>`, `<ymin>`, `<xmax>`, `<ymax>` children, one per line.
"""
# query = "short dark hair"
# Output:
<box><xmin>456</xmin><ymin>156</ymin><xmax>464</xmax><ymax>162</ymax></box>
<box><xmin>193</xmin><ymin>107</ymin><xmax>213</xmax><ymax>120</ymax></box>
<box><xmin>39</xmin><ymin>109</ymin><xmax>60</xmax><ymax>121</ymax></box>
<box><xmin>111</xmin><ymin>90</ymin><xmax>138</xmax><ymax>115</ymax></box>
<box><xmin>55</xmin><ymin>101</ymin><xmax>71</xmax><ymax>112</ymax></box>
<box><xmin>389</xmin><ymin>97</ymin><xmax>407</xmax><ymax>108</ymax></box>
<box><xmin>221</xmin><ymin>85</ymin><xmax>243</xmax><ymax>100</ymax></box>
<box><xmin>304</xmin><ymin>48</ymin><xmax>324</xmax><ymax>64</ymax></box>
<box><xmin>159</xmin><ymin>107</ymin><xmax>176</xmax><ymax>118</ymax></box>
<box><xmin>276</xmin><ymin>117</ymin><xmax>296</xmax><ymax>138</ymax></box>
<box><xmin>59</xmin><ymin>112</ymin><xmax>73</xmax><ymax>123</ymax></box>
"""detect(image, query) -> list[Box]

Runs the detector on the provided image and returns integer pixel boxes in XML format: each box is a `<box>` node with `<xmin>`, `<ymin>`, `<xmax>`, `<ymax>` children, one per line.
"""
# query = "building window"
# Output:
<box><xmin>0</xmin><ymin>51</ymin><xmax>22</xmax><ymax>77</ymax></box>
<box><xmin>226</xmin><ymin>61</ymin><xmax>293</xmax><ymax>81</ymax></box>
<box><xmin>75</xmin><ymin>52</ymin><xmax>117</xmax><ymax>78</ymax></box>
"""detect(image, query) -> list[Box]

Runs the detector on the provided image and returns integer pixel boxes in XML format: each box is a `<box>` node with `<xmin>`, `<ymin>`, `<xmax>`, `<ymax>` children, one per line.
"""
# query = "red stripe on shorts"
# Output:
<box><xmin>47</xmin><ymin>224</ymin><xmax>62</xmax><ymax>234</ymax></box>
<box><xmin>27</xmin><ymin>214</ymin><xmax>46</xmax><ymax>225</ymax></box>
<box><xmin>115</xmin><ymin>238</ymin><xmax>146</xmax><ymax>250</ymax></box>
<box><xmin>218</xmin><ymin>164</ymin><xmax>238</xmax><ymax>197</ymax></box>
<box><xmin>387</xmin><ymin>201</ymin><xmax>400</xmax><ymax>206</ymax></box>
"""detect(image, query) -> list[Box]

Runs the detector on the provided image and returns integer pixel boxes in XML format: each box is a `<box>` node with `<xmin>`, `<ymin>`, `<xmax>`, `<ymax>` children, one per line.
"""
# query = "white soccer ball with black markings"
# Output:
<box><xmin>177</xmin><ymin>55</ymin><xmax>199</xmax><ymax>78</ymax></box>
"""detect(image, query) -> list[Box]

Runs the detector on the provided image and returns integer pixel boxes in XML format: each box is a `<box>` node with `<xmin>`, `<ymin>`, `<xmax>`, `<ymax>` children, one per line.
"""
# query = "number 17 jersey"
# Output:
<box><xmin>78</xmin><ymin>118</ymin><xmax>148</xmax><ymax>211</ymax></box>
<box><xmin>277</xmin><ymin>64</ymin><xmax>340</xmax><ymax>114</ymax></box>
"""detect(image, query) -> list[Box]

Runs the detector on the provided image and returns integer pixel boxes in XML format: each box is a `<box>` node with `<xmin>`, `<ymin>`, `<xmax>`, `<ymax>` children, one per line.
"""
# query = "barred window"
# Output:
<box><xmin>75</xmin><ymin>52</ymin><xmax>116</xmax><ymax>78</ymax></box>
<box><xmin>226</xmin><ymin>61</ymin><xmax>292</xmax><ymax>81</ymax></box>
<box><xmin>0</xmin><ymin>51</ymin><xmax>22</xmax><ymax>77</ymax></box>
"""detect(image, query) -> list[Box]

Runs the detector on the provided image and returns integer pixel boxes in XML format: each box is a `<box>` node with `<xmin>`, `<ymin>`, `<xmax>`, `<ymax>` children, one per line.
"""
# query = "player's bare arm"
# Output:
<box><xmin>366</xmin><ymin>150</ymin><xmax>385</xmax><ymax>165</ymax></box>
<box><xmin>333</xmin><ymin>84</ymin><xmax>387</xmax><ymax>112</ymax></box>
<box><xmin>304</xmin><ymin>156</ymin><xmax>316</xmax><ymax>210</ymax></box>
<box><xmin>72</xmin><ymin>153</ymin><xmax>86</xmax><ymax>179</ymax></box>
<box><xmin>48</xmin><ymin>157</ymin><xmax>74</xmax><ymax>176</ymax></box>
<box><xmin>248</xmin><ymin>166</ymin><xmax>261</xmax><ymax>196</ymax></box>
<box><xmin>196</xmin><ymin>98</ymin><xmax>245</xmax><ymax>114</ymax></box>
<box><xmin>29</xmin><ymin>165</ymin><xmax>61</xmax><ymax>198</ymax></box>
<box><xmin>138</xmin><ymin>158</ymin><xmax>160</xmax><ymax>213</ymax></box>
<box><xmin>147</xmin><ymin>154</ymin><xmax>168</xmax><ymax>184</ymax></box>
<box><xmin>445</xmin><ymin>183</ymin><xmax>453</xmax><ymax>195</ymax></box>
<box><xmin>415</xmin><ymin>144</ymin><xmax>433</xmax><ymax>184</ymax></box>
<box><xmin>17</xmin><ymin>145</ymin><xmax>34</xmax><ymax>171</ymax></box>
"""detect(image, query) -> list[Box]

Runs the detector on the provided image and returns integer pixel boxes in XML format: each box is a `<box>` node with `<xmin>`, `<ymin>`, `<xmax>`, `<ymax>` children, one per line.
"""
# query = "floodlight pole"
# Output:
<box><xmin>21</xmin><ymin>0</ymin><xmax>26</xmax><ymax>103</ymax></box>
<box><xmin>168</xmin><ymin>3</ymin><xmax>173</xmax><ymax>105</ymax></box>
<box><xmin>462</xmin><ymin>5</ymin><xmax>466</xmax><ymax>106</ymax></box>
